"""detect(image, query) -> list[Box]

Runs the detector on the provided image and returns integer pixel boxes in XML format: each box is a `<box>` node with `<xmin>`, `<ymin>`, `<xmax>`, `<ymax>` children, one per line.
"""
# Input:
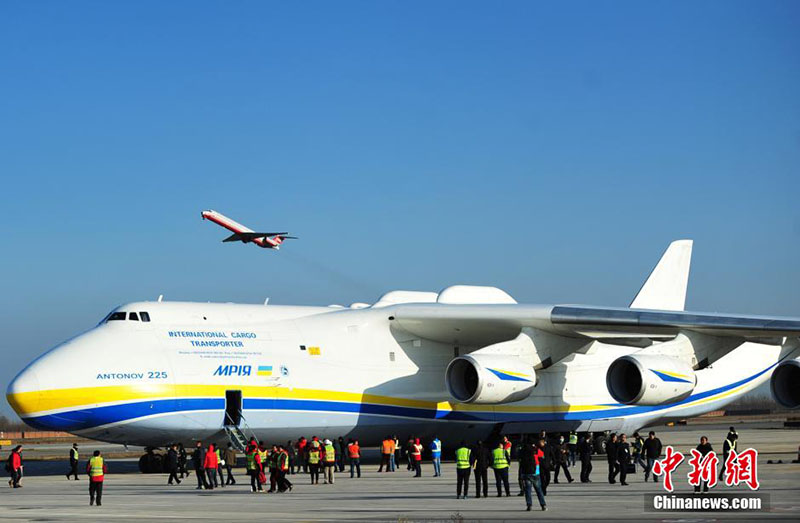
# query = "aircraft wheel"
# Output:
<box><xmin>138</xmin><ymin>450</ymin><xmax>166</xmax><ymax>473</ymax></box>
<box><xmin>138</xmin><ymin>454</ymin><xmax>152</xmax><ymax>473</ymax></box>
<box><xmin>593</xmin><ymin>434</ymin><xmax>607</xmax><ymax>455</ymax></box>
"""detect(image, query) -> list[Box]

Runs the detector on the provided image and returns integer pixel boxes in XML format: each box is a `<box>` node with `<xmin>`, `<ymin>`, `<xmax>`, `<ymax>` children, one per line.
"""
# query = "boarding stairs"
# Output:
<box><xmin>224</xmin><ymin>410</ymin><xmax>254</xmax><ymax>452</ymax></box>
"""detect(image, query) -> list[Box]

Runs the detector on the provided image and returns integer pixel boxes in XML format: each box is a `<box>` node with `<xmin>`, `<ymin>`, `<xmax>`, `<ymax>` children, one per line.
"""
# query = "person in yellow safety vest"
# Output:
<box><xmin>492</xmin><ymin>441</ymin><xmax>511</xmax><ymax>497</ymax></box>
<box><xmin>276</xmin><ymin>445</ymin><xmax>293</xmax><ymax>492</ymax></box>
<box><xmin>455</xmin><ymin>441</ymin><xmax>473</xmax><ymax>499</ymax></box>
<box><xmin>258</xmin><ymin>444</ymin><xmax>269</xmax><ymax>492</ymax></box>
<box><xmin>214</xmin><ymin>446</ymin><xmax>225</xmax><ymax>488</ymax></box>
<box><xmin>307</xmin><ymin>441</ymin><xmax>322</xmax><ymax>484</ymax></box>
<box><xmin>721</xmin><ymin>426</ymin><xmax>738</xmax><ymax>482</ymax></box>
<box><xmin>246</xmin><ymin>444</ymin><xmax>263</xmax><ymax>492</ymax></box>
<box><xmin>86</xmin><ymin>450</ymin><xmax>107</xmax><ymax>506</ymax></box>
<box><xmin>568</xmin><ymin>432</ymin><xmax>578</xmax><ymax>467</ymax></box>
<box><xmin>267</xmin><ymin>445</ymin><xmax>280</xmax><ymax>493</ymax></box>
<box><xmin>323</xmin><ymin>439</ymin><xmax>336</xmax><ymax>484</ymax></box>
<box><xmin>67</xmin><ymin>443</ymin><xmax>79</xmax><ymax>480</ymax></box>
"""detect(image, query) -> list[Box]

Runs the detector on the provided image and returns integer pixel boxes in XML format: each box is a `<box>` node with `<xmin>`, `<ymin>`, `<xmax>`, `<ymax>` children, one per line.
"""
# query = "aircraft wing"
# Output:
<box><xmin>222</xmin><ymin>232</ymin><xmax>289</xmax><ymax>242</ymax></box>
<box><xmin>387</xmin><ymin>303</ymin><xmax>800</xmax><ymax>346</ymax></box>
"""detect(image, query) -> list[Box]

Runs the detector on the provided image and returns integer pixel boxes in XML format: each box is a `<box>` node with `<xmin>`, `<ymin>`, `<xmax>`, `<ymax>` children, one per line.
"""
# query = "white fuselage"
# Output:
<box><xmin>6</xmin><ymin>301</ymin><xmax>793</xmax><ymax>447</ymax></box>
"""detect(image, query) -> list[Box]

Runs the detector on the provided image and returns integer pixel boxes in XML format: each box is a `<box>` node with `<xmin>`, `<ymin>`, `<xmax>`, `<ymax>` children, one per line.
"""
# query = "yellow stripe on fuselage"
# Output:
<box><xmin>7</xmin><ymin>383</ymin><xmax>617</xmax><ymax>417</ymax></box>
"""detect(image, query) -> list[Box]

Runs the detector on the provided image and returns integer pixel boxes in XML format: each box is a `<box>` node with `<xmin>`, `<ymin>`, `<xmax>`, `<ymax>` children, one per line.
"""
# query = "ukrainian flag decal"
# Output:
<box><xmin>487</xmin><ymin>368</ymin><xmax>532</xmax><ymax>382</ymax></box>
<box><xmin>257</xmin><ymin>366</ymin><xmax>273</xmax><ymax>377</ymax></box>
<box><xmin>650</xmin><ymin>369</ymin><xmax>692</xmax><ymax>384</ymax></box>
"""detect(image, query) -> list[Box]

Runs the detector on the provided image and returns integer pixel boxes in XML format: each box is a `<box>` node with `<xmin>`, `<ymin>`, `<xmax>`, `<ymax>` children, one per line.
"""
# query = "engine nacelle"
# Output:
<box><xmin>445</xmin><ymin>354</ymin><xmax>536</xmax><ymax>404</ymax></box>
<box><xmin>606</xmin><ymin>354</ymin><xmax>696</xmax><ymax>406</ymax></box>
<box><xmin>770</xmin><ymin>358</ymin><xmax>800</xmax><ymax>409</ymax></box>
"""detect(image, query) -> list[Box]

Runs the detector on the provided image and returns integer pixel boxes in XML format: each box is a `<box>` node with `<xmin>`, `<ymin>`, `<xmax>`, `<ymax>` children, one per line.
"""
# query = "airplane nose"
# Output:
<box><xmin>6</xmin><ymin>365</ymin><xmax>42</xmax><ymax>419</ymax></box>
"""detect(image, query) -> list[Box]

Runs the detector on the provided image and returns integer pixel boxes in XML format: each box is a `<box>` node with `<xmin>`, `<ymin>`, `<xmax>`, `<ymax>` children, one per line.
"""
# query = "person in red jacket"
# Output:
<box><xmin>7</xmin><ymin>445</ymin><xmax>23</xmax><ymax>488</ymax></box>
<box><xmin>203</xmin><ymin>444</ymin><xmax>219</xmax><ymax>490</ymax></box>
<box><xmin>296</xmin><ymin>437</ymin><xmax>308</xmax><ymax>473</ymax></box>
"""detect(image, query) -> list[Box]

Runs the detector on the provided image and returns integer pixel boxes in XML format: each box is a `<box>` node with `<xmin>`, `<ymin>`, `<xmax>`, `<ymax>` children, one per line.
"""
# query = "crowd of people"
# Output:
<box><xmin>4</xmin><ymin>426</ymin><xmax>742</xmax><ymax>509</ymax></box>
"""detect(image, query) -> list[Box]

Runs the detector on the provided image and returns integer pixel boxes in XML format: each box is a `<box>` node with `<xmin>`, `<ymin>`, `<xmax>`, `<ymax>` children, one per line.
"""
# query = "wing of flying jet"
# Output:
<box><xmin>387</xmin><ymin>303</ymin><xmax>800</xmax><ymax>346</ymax></box>
<box><xmin>222</xmin><ymin>232</ymin><xmax>292</xmax><ymax>242</ymax></box>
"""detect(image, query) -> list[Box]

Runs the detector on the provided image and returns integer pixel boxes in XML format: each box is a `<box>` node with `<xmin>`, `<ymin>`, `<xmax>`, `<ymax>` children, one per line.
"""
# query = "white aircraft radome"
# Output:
<box><xmin>6</xmin><ymin>240</ymin><xmax>800</xmax><ymax>453</ymax></box>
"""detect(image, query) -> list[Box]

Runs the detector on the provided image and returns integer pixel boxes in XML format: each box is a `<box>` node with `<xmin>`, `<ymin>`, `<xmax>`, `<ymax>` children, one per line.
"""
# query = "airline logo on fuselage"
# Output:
<box><xmin>213</xmin><ymin>365</ymin><xmax>252</xmax><ymax>376</ymax></box>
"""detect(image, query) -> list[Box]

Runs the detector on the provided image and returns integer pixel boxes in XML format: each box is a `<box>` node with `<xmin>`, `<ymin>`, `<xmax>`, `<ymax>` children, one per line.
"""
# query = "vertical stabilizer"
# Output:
<box><xmin>630</xmin><ymin>240</ymin><xmax>693</xmax><ymax>311</ymax></box>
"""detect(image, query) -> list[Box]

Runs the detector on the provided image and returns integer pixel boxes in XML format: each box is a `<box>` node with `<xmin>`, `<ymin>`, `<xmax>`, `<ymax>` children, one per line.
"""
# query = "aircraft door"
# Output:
<box><xmin>224</xmin><ymin>390</ymin><xmax>242</xmax><ymax>426</ymax></box>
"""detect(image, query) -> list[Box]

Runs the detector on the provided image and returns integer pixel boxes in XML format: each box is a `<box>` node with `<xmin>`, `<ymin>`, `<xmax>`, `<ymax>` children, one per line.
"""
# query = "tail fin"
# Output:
<box><xmin>630</xmin><ymin>240</ymin><xmax>693</xmax><ymax>311</ymax></box>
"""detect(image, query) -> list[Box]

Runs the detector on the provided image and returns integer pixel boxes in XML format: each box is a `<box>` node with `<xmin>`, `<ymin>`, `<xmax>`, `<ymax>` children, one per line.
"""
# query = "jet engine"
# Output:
<box><xmin>445</xmin><ymin>354</ymin><xmax>536</xmax><ymax>404</ymax></box>
<box><xmin>770</xmin><ymin>358</ymin><xmax>800</xmax><ymax>409</ymax></box>
<box><xmin>606</xmin><ymin>354</ymin><xmax>696</xmax><ymax>405</ymax></box>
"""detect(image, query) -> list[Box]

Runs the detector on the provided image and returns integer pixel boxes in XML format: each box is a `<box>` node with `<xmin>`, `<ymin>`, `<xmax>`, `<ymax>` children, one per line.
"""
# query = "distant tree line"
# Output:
<box><xmin>0</xmin><ymin>415</ymin><xmax>32</xmax><ymax>432</ymax></box>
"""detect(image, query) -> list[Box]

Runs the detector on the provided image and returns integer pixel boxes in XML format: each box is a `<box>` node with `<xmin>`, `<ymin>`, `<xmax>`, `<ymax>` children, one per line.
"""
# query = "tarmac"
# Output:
<box><xmin>1</xmin><ymin>422</ymin><xmax>799</xmax><ymax>521</ymax></box>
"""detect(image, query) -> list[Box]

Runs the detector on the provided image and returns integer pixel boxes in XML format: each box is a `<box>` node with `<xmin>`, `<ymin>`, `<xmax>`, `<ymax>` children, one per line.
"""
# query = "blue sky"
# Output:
<box><xmin>1</xmin><ymin>1</ymin><xmax>798</xmax><ymax>416</ymax></box>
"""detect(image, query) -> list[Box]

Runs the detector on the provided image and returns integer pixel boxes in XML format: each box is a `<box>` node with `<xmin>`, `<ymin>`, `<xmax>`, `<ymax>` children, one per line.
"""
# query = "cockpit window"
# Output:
<box><xmin>129</xmin><ymin>312</ymin><xmax>139</xmax><ymax>321</ymax></box>
<box><xmin>140</xmin><ymin>312</ymin><xmax>151</xmax><ymax>322</ymax></box>
<box><xmin>107</xmin><ymin>312</ymin><xmax>127</xmax><ymax>322</ymax></box>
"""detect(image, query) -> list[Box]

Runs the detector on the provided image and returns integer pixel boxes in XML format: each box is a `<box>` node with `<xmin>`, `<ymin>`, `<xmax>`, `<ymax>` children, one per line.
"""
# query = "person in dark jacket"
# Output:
<box><xmin>606</xmin><ymin>433</ymin><xmax>619</xmax><ymax>484</ymax></box>
<box><xmin>335</xmin><ymin>437</ymin><xmax>345</xmax><ymax>473</ymax></box>
<box><xmin>695</xmin><ymin>436</ymin><xmax>713</xmax><ymax>493</ymax></box>
<box><xmin>66</xmin><ymin>443</ymin><xmax>79</xmax><ymax>480</ymax></box>
<box><xmin>643</xmin><ymin>431</ymin><xmax>663</xmax><ymax>482</ymax></box>
<box><xmin>406</xmin><ymin>436</ymin><xmax>415</xmax><ymax>470</ymax></box>
<box><xmin>539</xmin><ymin>436</ymin><xmax>555</xmax><ymax>495</ymax></box>
<box><xmin>520</xmin><ymin>438</ymin><xmax>547</xmax><ymax>512</ymax></box>
<box><xmin>632</xmin><ymin>432</ymin><xmax>646</xmax><ymax>471</ymax></box>
<box><xmin>166</xmin><ymin>444</ymin><xmax>181</xmax><ymax>485</ymax></box>
<box><xmin>473</xmin><ymin>440</ymin><xmax>490</xmax><ymax>498</ymax></box>
<box><xmin>268</xmin><ymin>444</ymin><xmax>279</xmax><ymax>492</ymax></box>
<box><xmin>553</xmin><ymin>435</ymin><xmax>574</xmax><ymax>483</ymax></box>
<box><xmin>224</xmin><ymin>443</ymin><xmax>237</xmax><ymax>485</ymax></box>
<box><xmin>578</xmin><ymin>434</ymin><xmax>593</xmax><ymax>483</ymax></box>
<box><xmin>287</xmin><ymin>440</ymin><xmax>297</xmax><ymax>475</ymax></box>
<box><xmin>515</xmin><ymin>439</ymin><xmax>526</xmax><ymax>496</ymax></box>
<box><xmin>192</xmin><ymin>441</ymin><xmax>208</xmax><ymax>490</ymax></box>
<box><xmin>616</xmin><ymin>433</ymin><xmax>631</xmax><ymax>486</ymax></box>
<box><xmin>178</xmin><ymin>443</ymin><xmax>188</xmax><ymax>479</ymax></box>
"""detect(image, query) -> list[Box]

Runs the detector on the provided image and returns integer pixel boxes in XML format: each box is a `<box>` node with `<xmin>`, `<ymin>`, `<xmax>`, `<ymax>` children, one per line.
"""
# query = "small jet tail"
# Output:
<box><xmin>630</xmin><ymin>239</ymin><xmax>693</xmax><ymax>311</ymax></box>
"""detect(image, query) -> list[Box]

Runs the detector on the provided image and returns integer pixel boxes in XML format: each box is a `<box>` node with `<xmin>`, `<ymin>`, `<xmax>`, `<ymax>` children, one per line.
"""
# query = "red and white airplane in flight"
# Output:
<box><xmin>201</xmin><ymin>209</ymin><xmax>296</xmax><ymax>249</ymax></box>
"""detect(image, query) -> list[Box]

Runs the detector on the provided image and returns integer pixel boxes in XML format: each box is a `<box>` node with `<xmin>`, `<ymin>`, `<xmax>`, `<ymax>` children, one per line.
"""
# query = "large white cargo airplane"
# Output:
<box><xmin>201</xmin><ymin>209</ymin><xmax>296</xmax><ymax>249</ymax></box>
<box><xmin>6</xmin><ymin>240</ymin><xmax>800</xmax><ymax>454</ymax></box>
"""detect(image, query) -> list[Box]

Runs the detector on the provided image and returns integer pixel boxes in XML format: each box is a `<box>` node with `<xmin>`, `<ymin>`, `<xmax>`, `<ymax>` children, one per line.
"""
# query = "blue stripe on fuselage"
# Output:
<box><xmin>21</xmin><ymin>360</ymin><xmax>782</xmax><ymax>431</ymax></box>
